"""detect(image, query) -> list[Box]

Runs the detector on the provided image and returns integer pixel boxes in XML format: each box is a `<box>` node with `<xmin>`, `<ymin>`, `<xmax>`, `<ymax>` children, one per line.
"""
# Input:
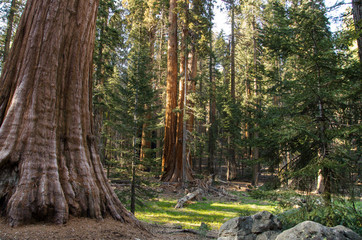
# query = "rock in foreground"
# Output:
<box><xmin>218</xmin><ymin>211</ymin><xmax>282</xmax><ymax>240</ymax></box>
<box><xmin>275</xmin><ymin>221</ymin><xmax>362</xmax><ymax>240</ymax></box>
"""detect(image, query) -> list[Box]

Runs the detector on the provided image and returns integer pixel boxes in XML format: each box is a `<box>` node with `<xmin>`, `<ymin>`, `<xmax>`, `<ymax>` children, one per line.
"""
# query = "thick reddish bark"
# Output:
<box><xmin>162</xmin><ymin>1</ymin><xmax>193</xmax><ymax>182</ymax></box>
<box><xmin>0</xmin><ymin>0</ymin><xmax>136</xmax><ymax>226</ymax></box>
<box><xmin>161</xmin><ymin>0</ymin><xmax>178</xmax><ymax>179</ymax></box>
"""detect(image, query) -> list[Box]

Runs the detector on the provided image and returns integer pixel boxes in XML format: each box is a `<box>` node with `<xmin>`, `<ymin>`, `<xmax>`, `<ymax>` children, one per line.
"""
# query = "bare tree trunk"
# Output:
<box><xmin>352</xmin><ymin>0</ymin><xmax>362</xmax><ymax>65</ymax></box>
<box><xmin>2</xmin><ymin>0</ymin><xmax>17</xmax><ymax>65</ymax></box>
<box><xmin>227</xmin><ymin>0</ymin><xmax>237</xmax><ymax>181</ymax></box>
<box><xmin>0</xmin><ymin>0</ymin><xmax>137</xmax><ymax>227</ymax></box>
<box><xmin>197</xmin><ymin>60</ymin><xmax>205</xmax><ymax>173</ymax></box>
<box><xmin>187</xmin><ymin>45</ymin><xmax>197</xmax><ymax>168</ymax></box>
<box><xmin>230</xmin><ymin>0</ymin><xmax>236</xmax><ymax>100</ymax></box>
<box><xmin>252</xmin><ymin>16</ymin><xmax>260</xmax><ymax>186</ymax></box>
<box><xmin>161</xmin><ymin>0</ymin><xmax>179</xmax><ymax>181</ymax></box>
<box><xmin>207</xmin><ymin>0</ymin><xmax>217</xmax><ymax>176</ymax></box>
<box><xmin>140</xmin><ymin>26</ymin><xmax>157</xmax><ymax>164</ymax></box>
<box><xmin>162</xmin><ymin>0</ymin><xmax>193</xmax><ymax>183</ymax></box>
<box><xmin>156</xmin><ymin>9</ymin><xmax>166</xmax><ymax>161</ymax></box>
<box><xmin>94</xmin><ymin>4</ymin><xmax>109</xmax><ymax>165</ymax></box>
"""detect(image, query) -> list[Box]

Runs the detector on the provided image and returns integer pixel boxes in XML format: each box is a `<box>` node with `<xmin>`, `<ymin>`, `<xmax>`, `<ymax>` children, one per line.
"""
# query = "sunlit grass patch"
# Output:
<box><xmin>135</xmin><ymin>195</ymin><xmax>279</xmax><ymax>230</ymax></box>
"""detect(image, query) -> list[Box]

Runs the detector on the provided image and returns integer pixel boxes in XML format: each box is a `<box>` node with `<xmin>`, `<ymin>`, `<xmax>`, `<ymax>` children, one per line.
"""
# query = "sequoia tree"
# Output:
<box><xmin>0</xmin><ymin>0</ymin><xmax>136</xmax><ymax>226</ymax></box>
<box><xmin>162</xmin><ymin>0</ymin><xmax>194</xmax><ymax>182</ymax></box>
<box><xmin>161</xmin><ymin>0</ymin><xmax>178</xmax><ymax>180</ymax></box>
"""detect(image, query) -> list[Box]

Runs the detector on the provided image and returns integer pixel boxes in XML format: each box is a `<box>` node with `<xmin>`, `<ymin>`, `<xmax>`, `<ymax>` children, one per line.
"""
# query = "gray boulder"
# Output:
<box><xmin>218</xmin><ymin>211</ymin><xmax>282</xmax><ymax>240</ymax></box>
<box><xmin>275</xmin><ymin>221</ymin><xmax>362</xmax><ymax>240</ymax></box>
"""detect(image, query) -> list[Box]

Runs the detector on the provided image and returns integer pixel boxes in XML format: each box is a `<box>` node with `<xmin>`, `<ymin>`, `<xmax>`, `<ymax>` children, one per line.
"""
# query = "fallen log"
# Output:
<box><xmin>175</xmin><ymin>188</ymin><xmax>203</xmax><ymax>208</ymax></box>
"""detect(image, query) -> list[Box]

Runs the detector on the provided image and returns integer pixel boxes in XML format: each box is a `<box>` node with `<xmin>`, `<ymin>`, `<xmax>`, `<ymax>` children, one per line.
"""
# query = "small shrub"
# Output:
<box><xmin>198</xmin><ymin>222</ymin><xmax>211</xmax><ymax>236</ymax></box>
<box><xmin>278</xmin><ymin>199</ymin><xmax>362</xmax><ymax>235</ymax></box>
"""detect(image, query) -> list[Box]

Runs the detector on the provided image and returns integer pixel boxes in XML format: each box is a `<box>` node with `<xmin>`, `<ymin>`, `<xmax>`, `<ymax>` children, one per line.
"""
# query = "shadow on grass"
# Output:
<box><xmin>135</xmin><ymin>197</ymin><xmax>279</xmax><ymax>229</ymax></box>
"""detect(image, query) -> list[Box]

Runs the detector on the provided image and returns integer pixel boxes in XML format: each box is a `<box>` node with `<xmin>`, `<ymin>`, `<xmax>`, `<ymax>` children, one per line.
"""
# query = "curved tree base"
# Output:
<box><xmin>0</xmin><ymin>138</ymin><xmax>138</xmax><ymax>227</ymax></box>
<box><xmin>0</xmin><ymin>0</ymin><xmax>138</xmax><ymax>227</ymax></box>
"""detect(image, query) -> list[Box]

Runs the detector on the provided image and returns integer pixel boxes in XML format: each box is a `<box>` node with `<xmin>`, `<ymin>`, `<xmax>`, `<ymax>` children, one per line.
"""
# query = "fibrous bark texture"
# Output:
<box><xmin>161</xmin><ymin>0</ymin><xmax>178</xmax><ymax>176</ymax></box>
<box><xmin>162</xmin><ymin>0</ymin><xmax>193</xmax><ymax>182</ymax></box>
<box><xmin>0</xmin><ymin>0</ymin><xmax>136</xmax><ymax>226</ymax></box>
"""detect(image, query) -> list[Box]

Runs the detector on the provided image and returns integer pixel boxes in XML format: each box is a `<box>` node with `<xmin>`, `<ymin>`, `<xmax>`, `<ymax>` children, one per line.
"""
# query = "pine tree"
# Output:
<box><xmin>0</xmin><ymin>0</ymin><xmax>24</xmax><ymax>69</ymax></box>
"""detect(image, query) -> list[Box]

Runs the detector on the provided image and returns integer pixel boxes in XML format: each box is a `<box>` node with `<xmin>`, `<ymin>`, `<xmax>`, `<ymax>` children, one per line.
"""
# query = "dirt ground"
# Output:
<box><xmin>0</xmin><ymin>217</ymin><xmax>217</xmax><ymax>240</ymax></box>
<box><xmin>0</xmin><ymin>181</ymin><xmax>253</xmax><ymax>240</ymax></box>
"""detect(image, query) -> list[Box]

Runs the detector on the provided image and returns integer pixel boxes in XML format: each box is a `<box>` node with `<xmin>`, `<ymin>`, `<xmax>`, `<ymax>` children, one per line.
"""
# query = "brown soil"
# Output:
<box><xmin>0</xmin><ymin>217</ymin><xmax>217</xmax><ymax>240</ymax></box>
<box><xmin>0</xmin><ymin>180</ymin><xmax>249</xmax><ymax>240</ymax></box>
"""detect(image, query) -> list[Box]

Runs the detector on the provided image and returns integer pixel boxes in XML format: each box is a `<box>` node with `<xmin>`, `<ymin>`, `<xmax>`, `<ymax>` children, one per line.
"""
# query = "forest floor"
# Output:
<box><xmin>0</xmin><ymin>216</ymin><xmax>213</xmax><ymax>240</ymax></box>
<box><xmin>0</xmin><ymin>180</ymin><xmax>257</xmax><ymax>240</ymax></box>
<box><xmin>3</xmin><ymin>177</ymin><xmax>359</xmax><ymax>239</ymax></box>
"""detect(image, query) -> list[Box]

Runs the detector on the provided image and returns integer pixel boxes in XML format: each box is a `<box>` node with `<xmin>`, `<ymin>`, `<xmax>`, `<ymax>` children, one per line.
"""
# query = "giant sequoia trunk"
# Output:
<box><xmin>162</xmin><ymin>0</ymin><xmax>193</xmax><ymax>182</ymax></box>
<box><xmin>161</xmin><ymin>0</ymin><xmax>178</xmax><ymax>180</ymax></box>
<box><xmin>0</xmin><ymin>0</ymin><xmax>136</xmax><ymax>226</ymax></box>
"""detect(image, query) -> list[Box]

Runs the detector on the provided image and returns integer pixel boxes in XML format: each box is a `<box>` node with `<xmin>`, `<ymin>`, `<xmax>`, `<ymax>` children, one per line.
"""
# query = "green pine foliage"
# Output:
<box><xmin>0</xmin><ymin>0</ymin><xmax>25</xmax><ymax>69</ymax></box>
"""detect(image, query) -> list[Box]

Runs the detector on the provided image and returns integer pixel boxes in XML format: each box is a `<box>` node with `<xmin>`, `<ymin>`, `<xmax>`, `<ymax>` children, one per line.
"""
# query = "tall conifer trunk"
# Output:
<box><xmin>187</xmin><ymin>46</ymin><xmax>197</xmax><ymax>167</ymax></box>
<box><xmin>251</xmin><ymin>16</ymin><xmax>260</xmax><ymax>186</ymax></box>
<box><xmin>0</xmin><ymin>0</ymin><xmax>136</xmax><ymax>226</ymax></box>
<box><xmin>94</xmin><ymin>2</ymin><xmax>109</xmax><ymax>164</ymax></box>
<box><xmin>352</xmin><ymin>0</ymin><xmax>362</xmax><ymax>64</ymax></box>
<box><xmin>162</xmin><ymin>0</ymin><xmax>193</xmax><ymax>182</ymax></box>
<box><xmin>208</xmin><ymin>0</ymin><xmax>215</xmax><ymax>176</ymax></box>
<box><xmin>140</xmin><ymin>26</ymin><xmax>157</xmax><ymax>163</ymax></box>
<box><xmin>161</xmin><ymin>0</ymin><xmax>179</xmax><ymax>181</ymax></box>
<box><xmin>227</xmin><ymin>0</ymin><xmax>237</xmax><ymax>181</ymax></box>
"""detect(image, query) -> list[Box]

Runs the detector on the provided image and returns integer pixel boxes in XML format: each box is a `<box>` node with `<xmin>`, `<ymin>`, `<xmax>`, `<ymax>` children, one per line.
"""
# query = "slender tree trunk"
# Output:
<box><xmin>230</xmin><ymin>0</ymin><xmax>235</xmax><ymax>100</ymax></box>
<box><xmin>316</xmin><ymin>169</ymin><xmax>325</xmax><ymax>193</ymax></box>
<box><xmin>0</xmin><ymin>0</ymin><xmax>137</xmax><ymax>227</ymax></box>
<box><xmin>208</xmin><ymin>88</ymin><xmax>216</xmax><ymax>176</ymax></box>
<box><xmin>227</xmin><ymin>0</ymin><xmax>237</xmax><ymax>181</ymax></box>
<box><xmin>187</xmin><ymin>45</ymin><xmax>197</xmax><ymax>168</ymax></box>
<box><xmin>140</xmin><ymin>27</ymin><xmax>157</xmax><ymax>164</ymax></box>
<box><xmin>208</xmin><ymin>0</ymin><xmax>216</xmax><ymax>176</ymax></box>
<box><xmin>3</xmin><ymin>0</ymin><xmax>17</xmax><ymax>65</ymax></box>
<box><xmin>352</xmin><ymin>0</ymin><xmax>362</xmax><ymax>65</ymax></box>
<box><xmin>156</xmin><ymin>9</ymin><xmax>165</xmax><ymax>160</ymax></box>
<box><xmin>94</xmin><ymin>5</ymin><xmax>109</xmax><ymax>165</ymax></box>
<box><xmin>244</xmin><ymin>65</ymin><xmax>251</xmax><ymax>178</ymax></box>
<box><xmin>131</xmin><ymin>91</ymin><xmax>139</xmax><ymax>214</ymax></box>
<box><xmin>252</xmin><ymin>16</ymin><xmax>260</xmax><ymax>186</ymax></box>
<box><xmin>197</xmin><ymin>60</ymin><xmax>205</xmax><ymax>173</ymax></box>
